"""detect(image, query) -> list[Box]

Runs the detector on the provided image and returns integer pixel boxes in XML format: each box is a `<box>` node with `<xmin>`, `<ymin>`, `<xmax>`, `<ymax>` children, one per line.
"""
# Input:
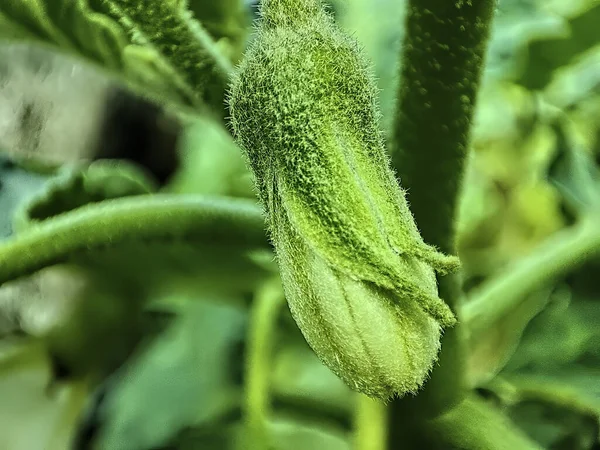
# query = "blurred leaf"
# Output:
<box><xmin>517</xmin><ymin>3</ymin><xmax>600</xmax><ymax>89</ymax></box>
<box><xmin>166</xmin><ymin>115</ymin><xmax>254</xmax><ymax>198</ymax></box>
<box><xmin>503</xmin><ymin>295</ymin><xmax>600</xmax><ymax>373</ymax></box>
<box><xmin>466</xmin><ymin>286</ymin><xmax>554</xmax><ymax>387</ymax></box>
<box><xmin>395</xmin><ymin>394</ymin><xmax>542</xmax><ymax>449</ymax></box>
<box><xmin>486</xmin><ymin>2</ymin><xmax>567</xmax><ymax>82</ymax></box>
<box><xmin>0</xmin><ymin>340</ymin><xmax>88</xmax><ymax>450</ymax></box>
<box><xmin>0</xmin><ymin>4</ymin><xmax>197</xmax><ymax>107</ymax></box>
<box><xmin>483</xmin><ymin>277</ymin><xmax>600</xmax><ymax>448</ymax></box>
<box><xmin>12</xmin><ymin>159</ymin><xmax>158</xmax><ymax>232</ymax></box>
<box><xmin>166</xmin><ymin>416</ymin><xmax>351</xmax><ymax>450</ymax></box>
<box><xmin>507</xmin><ymin>400</ymin><xmax>597</xmax><ymax>450</ymax></box>
<box><xmin>456</xmin><ymin>154</ymin><xmax>505</xmax><ymax>251</ymax></box>
<box><xmin>486</xmin><ymin>367</ymin><xmax>600</xmax><ymax>450</ymax></box>
<box><xmin>0</xmin><ymin>0</ymin><xmax>128</xmax><ymax>70</ymax></box>
<box><xmin>336</xmin><ymin>0</ymin><xmax>404</xmax><ymax>135</ymax></box>
<box><xmin>186</xmin><ymin>0</ymin><xmax>248</xmax><ymax>61</ymax></box>
<box><xmin>261</xmin><ymin>416</ymin><xmax>351</xmax><ymax>450</ymax></box>
<box><xmin>272</xmin><ymin>338</ymin><xmax>354</xmax><ymax>420</ymax></box>
<box><xmin>94</xmin><ymin>296</ymin><xmax>246</xmax><ymax>450</ymax></box>
<box><xmin>544</xmin><ymin>46</ymin><xmax>600</xmax><ymax>110</ymax></box>
<box><xmin>547</xmin><ymin>119</ymin><xmax>600</xmax><ymax>215</ymax></box>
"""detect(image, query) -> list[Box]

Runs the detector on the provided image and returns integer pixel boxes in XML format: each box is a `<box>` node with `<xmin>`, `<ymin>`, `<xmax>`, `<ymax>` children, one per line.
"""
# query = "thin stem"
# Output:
<box><xmin>354</xmin><ymin>395</ymin><xmax>388</xmax><ymax>450</ymax></box>
<box><xmin>0</xmin><ymin>194</ymin><xmax>267</xmax><ymax>286</ymax></box>
<box><xmin>463</xmin><ymin>215</ymin><xmax>600</xmax><ymax>344</ymax></box>
<box><xmin>244</xmin><ymin>277</ymin><xmax>285</xmax><ymax>450</ymax></box>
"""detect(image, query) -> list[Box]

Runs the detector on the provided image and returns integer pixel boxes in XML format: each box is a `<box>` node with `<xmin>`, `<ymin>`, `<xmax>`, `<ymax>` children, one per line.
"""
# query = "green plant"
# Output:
<box><xmin>1</xmin><ymin>0</ymin><xmax>600</xmax><ymax>449</ymax></box>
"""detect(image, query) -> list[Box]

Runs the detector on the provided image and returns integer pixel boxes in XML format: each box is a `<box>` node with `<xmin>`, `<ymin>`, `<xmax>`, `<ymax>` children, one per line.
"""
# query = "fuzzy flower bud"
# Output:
<box><xmin>229</xmin><ymin>0</ymin><xmax>459</xmax><ymax>399</ymax></box>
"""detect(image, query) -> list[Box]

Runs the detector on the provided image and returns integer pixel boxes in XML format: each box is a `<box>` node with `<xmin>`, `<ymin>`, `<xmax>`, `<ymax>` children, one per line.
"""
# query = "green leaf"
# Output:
<box><xmin>186</xmin><ymin>0</ymin><xmax>249</xmax><ymax>62</ymax></box>
<box><xmin>98</xmin><ymin>0</ymin><xmax>232</xmax><ymax>110</ymax></box>
<box><xmin>95</xmin><ymin>296</ymin><xmax>247</xmax><ymax>450</ymax></box>
<box><xmin>165</xmin><ymin>115</ymin><xmax>254</xmax><ymax>197</ymax></box>
<box><xmin>0</xmin><ymin>340</ymin><xmax>86</xmax><ymax>450</ymax></box>
<box><xmin>486</xmin><ymin>368</ymin><xmax>600</xmax><ymax>450</ymax></box>
<box><xmin>547</xmin><ymin>119</ymin><xmax>600</xmax><ymax>215</ymax></box>
<box><xmin>0</xmin><ymin>2</ymin><xmax>205</xmax><ymax>108</ymax></box>
<box><xmin>516</xmin><ymin>3</ymin><xmax>600</xmax><ymax>89</ymax></box>
<box><xmin>164</xmin><ymin>417</ymin><xmax>352</xmax><ymax>450</ymax></box>
<box><xmin>261</xmin><ymin>416</ymin><xmax>351</xmax><ymax>450</ymax></box>
<box><xmin>0</xmin><ymin>0</ymin><xmax>128</xmax><ymax>70</ymax></box>
<box><xmin>272</xmin><ymin>337</ymin><xmax>354</xmax><ymax>420</ymax></box>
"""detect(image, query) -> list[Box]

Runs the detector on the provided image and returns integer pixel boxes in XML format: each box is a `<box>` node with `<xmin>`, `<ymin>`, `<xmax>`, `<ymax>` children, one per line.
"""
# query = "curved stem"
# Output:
<box><xmin>0</xmin><ymin>194</ymin><xmax>267</xmax><ymax>286</ymax></box>
<box><xmin>244</xmin><ymin>277</ymin><xmax>285</xmax><ymax>450</ymax></box>
<box><xmin>463</xmin><ymin>215</ymin><xmax>600</xmax><ymax>342</ymax></box>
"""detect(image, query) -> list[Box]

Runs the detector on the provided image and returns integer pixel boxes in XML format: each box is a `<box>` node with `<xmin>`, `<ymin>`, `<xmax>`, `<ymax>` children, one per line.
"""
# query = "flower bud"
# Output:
<box><xmin>229</xmin><ymin>0</ymin><xmax>459</xmax><ymax>398</ymax></box>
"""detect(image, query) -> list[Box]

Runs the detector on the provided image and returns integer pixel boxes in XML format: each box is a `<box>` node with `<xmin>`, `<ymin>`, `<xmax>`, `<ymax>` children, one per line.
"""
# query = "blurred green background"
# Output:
<box><xmin>0</xmin><ymin>0</ymin><xmax>600</xmax><ymax>449</ymax></box>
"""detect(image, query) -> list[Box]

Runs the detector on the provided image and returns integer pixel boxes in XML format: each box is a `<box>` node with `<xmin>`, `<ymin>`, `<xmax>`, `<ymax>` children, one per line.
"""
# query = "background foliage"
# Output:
<box><xmin>0</xmin><ymin>0</ymin><xmax>599</xmax><ymax>449</ymax></box>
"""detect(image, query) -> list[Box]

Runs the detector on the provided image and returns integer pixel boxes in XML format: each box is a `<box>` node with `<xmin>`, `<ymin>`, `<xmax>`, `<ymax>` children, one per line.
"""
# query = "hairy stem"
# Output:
<box><xmin>0</xmin><ymin>194</ymin><xmax>267</xmax><ymax>286</ymax></box>
<box><xmin>390</xmin><ymin>0</ymin><xmax>495</xmax><ymax>255</ymax></box>
<box><xmin>387</xmin><ymin>0</ymin><xmax>497</xmax><ymax>432</ymax></box>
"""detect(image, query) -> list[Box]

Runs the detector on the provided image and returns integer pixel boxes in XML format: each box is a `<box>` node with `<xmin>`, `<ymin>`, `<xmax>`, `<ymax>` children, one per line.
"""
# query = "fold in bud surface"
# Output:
<box><xmin>229</xmin><ymin>0</ymin><xmax>459</xmax><ymax>399</ymax></box>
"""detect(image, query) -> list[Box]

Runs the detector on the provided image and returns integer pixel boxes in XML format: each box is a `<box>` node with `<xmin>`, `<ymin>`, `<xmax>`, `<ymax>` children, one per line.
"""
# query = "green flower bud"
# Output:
<box><xmin>229</xmin><ymin>0</ymin><xmax>459</xmax><ymax>399</ymax></box>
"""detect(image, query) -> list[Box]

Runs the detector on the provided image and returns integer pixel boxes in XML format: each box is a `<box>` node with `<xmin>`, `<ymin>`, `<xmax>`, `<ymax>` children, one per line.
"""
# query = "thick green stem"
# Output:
<box><xmin>0</xmin><ymin>194</ymin><xmax>267</xmax><ymax>286</ymax></box>
<box><xmin>390</xmin><ymin>0</ymin><xmax>495</xmax><ymax>255</ymax></box>
<box><xmin>387</xmin><ymin>0</ymin><xmax>497</xmax><ymax>435</ymax></box>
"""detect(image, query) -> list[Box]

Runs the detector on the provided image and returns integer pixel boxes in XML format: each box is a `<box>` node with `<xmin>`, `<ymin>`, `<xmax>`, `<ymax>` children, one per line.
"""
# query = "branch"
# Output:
<box><xmin>464</xmin><ymin>215</ymin><xmax>600</xmax><ymax>354</ymax></box>
<box><xmin>0</xmin><ymin>194</ymin><xmax>267</xmax><ymax>286</ymax></box>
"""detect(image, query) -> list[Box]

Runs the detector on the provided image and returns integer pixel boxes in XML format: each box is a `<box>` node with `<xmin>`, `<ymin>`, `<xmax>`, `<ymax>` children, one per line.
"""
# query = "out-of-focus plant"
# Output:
<box><xmin>0</xmin><ymin>0</ymin><xmax>599</xmax><ymax>449</ymax></box>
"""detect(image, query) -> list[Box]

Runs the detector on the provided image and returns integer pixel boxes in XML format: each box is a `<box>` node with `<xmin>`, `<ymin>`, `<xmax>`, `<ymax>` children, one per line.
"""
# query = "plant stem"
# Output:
<box><xmin>390</xmin><ymin>0</ymin><xmax>495</xmax><ymax>255</ymax></box>
<box><xmin>464</xmin><ymin>215</ymin><xmax>600</xmax><ymax>347</ymax></box>
<box><xmin>387</xmin><ymin>0</ymin><xmax>497</xmax><ymax>436</ymax></box>
<box><xmin>244</xmin><ymin>277</ymin><xmax>285</xmax><ymax>450</ymax></box>
<box><xmin>0</xmin><ymin>194</ymin><xmax>267</xmax><ymax>286</ymax></box>
<box><xmin>354</xmin><ymin>395</ymin><xmax>388</xmax><ymax>450</ymax></box>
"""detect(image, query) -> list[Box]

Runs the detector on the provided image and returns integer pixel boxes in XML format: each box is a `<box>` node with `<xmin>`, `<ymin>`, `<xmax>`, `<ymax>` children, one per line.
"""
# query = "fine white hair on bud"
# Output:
<box><xmin>229</xmin><ymin>0</ymin><xmax>459</xmax><ymax>399</ymax></box>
